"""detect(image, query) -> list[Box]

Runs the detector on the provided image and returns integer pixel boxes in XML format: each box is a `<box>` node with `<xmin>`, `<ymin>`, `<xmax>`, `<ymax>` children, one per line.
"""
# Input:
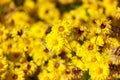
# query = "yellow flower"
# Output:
<box><xmin>0</xmin><ymin>48</ymin><xmax>4</xmax><ymax>58</ymax></box>
<box><xmin>5</xmin><ymin>68</ymin><xmax>25</xmax><ymax>80</ymax></box>
<box><xmin>96</xmin><ymin>18</ymin><xmax>112</xmax><ymax>35</ymax></box>
<box><xmin>62</xmin><ymin>6</ymin><xmax>89</xmax><ymax>26</ymax></box>
<box><xmin>77</xmin><ymin>41</ymin><xmax>99</xmax><ymax>56</ymax></box>
<box><xmin>0</xmin><ymin>24</ymin><xmax>8</xmax><ymax>42</ymax></box>
<box><xmin>38</xmin><ymin>58</ymin><xmax>65</xmax><ymax>80</ymax></box>
<box><xmin>1</xmin><ymin>39</ymin><xmax>14</xmax><ymax>53</ymax></box>
<box><xmin>45</xmin><ymin>32</ymin><xmax>64</xmax><ymax>55</ymax></box>
<box><xmin>64</xmin><ymin>40</ymin><xmax>81</xmax><ymax>54</ymax></box>
<box><xmin>7</xmin><ymin>11</ymin><xmax>31</xmax><ymax>25</ymax></box>
<box><xmin>38</xmin><ymin>70</ymin><xmax>50</xmax><ymax>80</ymax></box>
<box><xmin>28</xmin><ymin>22</ymin><xmax>47</xmax><ymax>39</ymax></box>
<box><xmin>106</xmin><ymin>37</ymin><xmax>120</xmax><ymax>48</ymax></box>
<box><xmin>89</xmin><ymin>62</ymin><xmax>109</xmax><ymax>80</ymax></box>
<box><xmin>21</xmin><ymin>61</ymin><xmax>37</xmax><ymax>76</ymax></box>
<box><xmin>90</xmin><ymin>35</ymin><xmax>104</xmax><ymax>46</ymax></box>
<box><xmin>58</xmin><ymin>0</ymin><xmax>74</xmax><ymax>4</ymax></box>
<box><xmin>115</xmin><ymin>7</ymin><xmax>120</xmax><ymax>19</ymax></box>
<box><xmin>52</xmin><ymin>20</ymin><xmax>71</xmax><ymax>37</ymax></box>
<box><xmin>24</xmin><ymin>0</ymin><xmax>35</xmax><ymax>12</ymax></box>
<box><xmin>102</xmin><ymin>0</ymin><xmax>118</xmax><ymax>16</ymax></box>
<box><xmin>69</xmin><ymin>25</ymin><xmax>88</xmax><ymax>40</ymax></box>
<box><xmin>72</xmin><ymin>56</ymin><xmax>87</xmax><ymax>71</ymax></box>
<box><xmin>10</xmin><ymin>24</ymin><xmax>29</xmax><ymax>39</ymax></box>
<box><xmin>38</xmin><ymin>69</ymin><xmax>57</xmax><ymax>80</ymax></box>
<box><xmin>32</xmin><ymin>43</ymin><xmax>51</xmax><ymax>66</ymax></box>
<box><xmin>0</xmin><ymin>57</ymin><xmax>8</xmax><ymax>75</ymax></box>
<box><xmin>37</xmin><ymin>1</ymin><xmax>60</xmax><ymax>23</ymax></box>
<box><xmin>62</xmin><ymin>12</ymin><xmax>80</xmax><ymax>27</ymax></box>
<box><xmin>8</xmin><ymin>48</ymin><xmax>26</xmax><ymax>63</ymax></box>
<box><xmin>82</xmin><ymin>52</ymin><xmax>105</xmax><ymax>68</ymax></box>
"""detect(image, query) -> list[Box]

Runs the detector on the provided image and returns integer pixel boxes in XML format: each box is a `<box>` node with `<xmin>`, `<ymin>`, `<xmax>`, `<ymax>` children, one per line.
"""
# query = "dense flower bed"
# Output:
<box><xmin>0</xmin><ymin>0</ymin><xmax>120</xmax><ymax>80</ymax></box>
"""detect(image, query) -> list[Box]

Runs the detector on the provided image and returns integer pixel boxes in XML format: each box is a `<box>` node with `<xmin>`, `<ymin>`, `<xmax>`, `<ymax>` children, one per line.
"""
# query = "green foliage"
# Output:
<box><xmin>81</xmin><ymin>70</ymin><xmax>91</xmax><ymax>80</ymax></box>
<box><xmin>71</xmin><ymin>51</ymin><xmax>76</xmax><ymax>57</ymax></box>
<box><xmin>116</xmin><ymin>78</ymin><xmax>120</xmax><ymax>80</ymax></box>
<box><xmin>56</xmin><ymin>1</ymin><xmax>83</xmax><ymax>13</ymax></box>
<box><xmin>13</xmin><ymin>0</ymin><xmax>24</xmax><ymax>6</ymax></box>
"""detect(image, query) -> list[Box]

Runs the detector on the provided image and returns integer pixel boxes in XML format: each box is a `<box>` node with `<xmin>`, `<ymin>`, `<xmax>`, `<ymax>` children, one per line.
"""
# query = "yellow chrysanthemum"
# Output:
<box><xmin>62</xmin><ymin>12</ymin><xmax>81</xmax><ymax>27</ymax></box>
<box><xmin>72</xmin><ymin>56</ymin><xmax>87</xmax><ymax>71</ymax></box>
<box><xmin>24</xmin><ymin>0</ymin><xmax>35</xmax><ymax>12</ymax></box>
<box><xmin>0</xmin><ymin>24</ymin><xmax>8</xmax><ymax>42</ymax></box>
<box><xmin>102</xmin><ymin>0</ymin><xmax>118</xmax><ymax>16</ymax></box>
<box><xmin>28</xmin><ymin>22</ymin><xmax>47</xmax><ymax>39</ymax></box>
<box><xmin>58</xmin><ymin>0</ymin><xmax>74</xmax><ymax>4</ymax></box>
<box><xmin>89</xmin><ymin>62</ymin><xmax>109</xmax><ymax>80</ymax></box>
<box><xmin>7</xmin><ymin>11</ymin><xmax>31</xmax><ymax>25</ymax></box>
<box><xmin>115</xmin><ymin>7</ymin><xmax>120</xmax><ymax>19</ymax></box>
<box><xmin>65</xmin><ymin>40</ymin><xmax>81</xmax><ymax>53</ymax></box>
<box><xmin>8</xmin><ymin>48</ymin><xmax>26</xmax><ymax>63</ymax></box>
<box><xmin>90</xmin><ymin>35</ymin><xmax>104</xmax><ymax>46</ymax></box>
<box><xmin>21</xmin><ymin>61</ymin><xmax>37</xmax><ymax>76</ymax></box>
<box><xmin>106</xmin><ymin>37</ymin><xmax>120</xmax><ymax>48</ymax></box>
<box><xmin>82</xmin><ymin>52</ymin><xmax>105</xmax><ymax>68</ymax></box>
<box><xmin>0</xmin><ymin>57</ymin><xmax>8</xmax><ymax>75</ymax></box>
<box><xmin>5</xmin><ymin>68</ymin><xmax>25</xmax><ymax>80</ymax></box>
<box><xmin>37</xmin><ymin>1</ymin><xmax>60</xmax><ymax>23</ymax></box>
<box><xmin>45</xmin><ymin>32</ymin><xmax>64</xmax><ymax>55</ymax></box>
<box><xmin>32</xmin><ymin>43</ymin><xmax>51</xmax><ymax>66</ymax></box>
<box><xmin>96</xmin><ymin>18</ymin><xmax>112</xmax><ymax>35</ymax></box>
<box><xmin>52</xmin><ymin>20</ymin><xmax>71</xmax><ymax>37</ymax></box>
<box><xmin>38</xmin><ymin>69</ymin><xmax>56</xmax><ymax>80</ymax></box>
<box><xmin>77</xmin><ymin>41</ymin><xmax>99</xmax><ymax>57</ymax></box>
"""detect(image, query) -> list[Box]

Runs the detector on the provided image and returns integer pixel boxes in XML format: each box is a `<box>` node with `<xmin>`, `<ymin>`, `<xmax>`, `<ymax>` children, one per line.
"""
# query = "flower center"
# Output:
<box><xmin>53</xmin><ymin>39</ymin><xmax>58</xmax><ymax>45</ymax></box>
<box><xmin>88</xmin><ymin>44</ymin><xmax>94</xmax><ymax>50</ymax></box>
<box><xmin>58</xmin><ymin>26</ymin><xmax>64</xmax><ymax>32</ymax></box>
<box><xmin>91</xmin><ymin>57</ymin><xmax>97</xmax><ymax>62</ymax></box>
<box><xmin>12</xmin><ymin>74</ymin><xmax>18</xmax><ymax>79</ymax></box>
<box><xmin>0</xmin><ymin>62</ymin><xmax>3</xmax><ymax>69</ymax></box>
<box><xmin>0</xmin><ymin>30</ymin><xmax>3</xmax><ymax>36</ymax></box>
<box><xmin>97</xmin><ymin>67</ymin><xmax>103</xmax><ymax>74</ymax></box>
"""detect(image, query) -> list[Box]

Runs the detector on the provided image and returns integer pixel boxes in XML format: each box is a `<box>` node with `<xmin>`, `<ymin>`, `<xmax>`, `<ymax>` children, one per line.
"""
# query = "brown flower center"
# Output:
<box><xmin>100</xmin><ymin>23</ymin><xmax>106</xmax><ymax>29</ymax></box>
<box><xmin>88</xmin><ymin>44</ymin><xmax>94</xmax><ymax>50</ymax></box>
<box><xmin>12</xmin><ymin>74</ymin><xmax>18</xmax><ymax>79</ymax></box>
<box><xmin>0</xmin><ymin>62</ymin><xmax>3</xmax><ymax>69</ymax></box>
<box><xmin>0</xmin><ymin>30</ymin><xmax>3</xmax><ymax>36</ymax></box>
<box><xmin>58</xmin><ymin>26</ymin><xmax>64</xmax><ymax>32</ymax></box>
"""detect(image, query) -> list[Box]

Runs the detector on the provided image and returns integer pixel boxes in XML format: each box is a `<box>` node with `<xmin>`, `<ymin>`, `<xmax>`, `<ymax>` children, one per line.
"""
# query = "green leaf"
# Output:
<box><xmin>78</xmin><ymin>37</ymin><xmax>86</xmax><ymax>45</ymax></box>
<box><xmin>70</xmin><ymin>31</ymin><xmax>74</xmax><ymax>37</ymax></box>
<box><xmin>85</xmin><ymin>8</ymin><xmax>90</xmax><ymax>17</ymax></box>
<box><xmin>0</xmin><ymin>5</ymin><xmax>4</xmax><ymax>14</ymax></box>
<box><xmin>81</xmin><ymin>70</ymin><xmax>91</xmax><ymax>80</ymax></box>
<box><xmin>13</xmin><ymin>0</ymin><xmax>24</xmax><ymax>6</ymax></box>
<box><xmin>27</xmin><ymin>55</ymin><xmax>33</xmax><ymax>62</ymax></box>
<box><xmin>5</xmin><ymin>54</ymin><xmax>10</xmax><ymax>60</ymax></box>
<box><xmin>56</xmin><ymin>1</ymin><xmax>83</xmax><ymax>13</ymax></box>
<box><xmin>78</xmin><ymin>40</ymin><xmax>84</xmax><ymax>45</ymax></box>
<box><xmin>116</xmin><ymin>78</ymin><xmax>120</xmax><ymax>80</ymax></box>
<box><xmin>71</xmin><ymin>51</ymin><xmax>76</xmax><ymax>57</ymax></box>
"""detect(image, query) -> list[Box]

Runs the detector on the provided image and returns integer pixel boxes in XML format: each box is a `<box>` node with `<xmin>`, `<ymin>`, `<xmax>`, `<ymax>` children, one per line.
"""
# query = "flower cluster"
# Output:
<box><xmin>0</xmin><ymin>0</ymin><xmax>120</xmax><ymax>80</ymax></box>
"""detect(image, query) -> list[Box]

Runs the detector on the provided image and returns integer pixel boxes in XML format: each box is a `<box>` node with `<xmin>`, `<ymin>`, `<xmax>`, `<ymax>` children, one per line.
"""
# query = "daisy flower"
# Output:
<box><xmin>52</xmin><ymin>20</ymin><xmax>71</xmax><ymax>37</ymax></box>
<box><xmin>89</xmin><ymin>62</ymin><xmax>109</xmax><ymax>80</ymax></box>
<box><xmin>45</xmin><ymin>32</ymin><xmax>64</xmax><ymax>55</ymax></box>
